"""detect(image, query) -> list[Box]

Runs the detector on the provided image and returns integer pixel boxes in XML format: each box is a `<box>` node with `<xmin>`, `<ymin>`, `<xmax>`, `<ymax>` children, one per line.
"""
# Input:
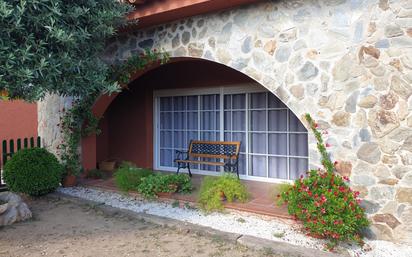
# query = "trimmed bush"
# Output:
<box><xmin>198</xmin><ymin>173</ymin><xmax>249</xmax><ymax>212</ymax></box>
<box><xmin>3</xmin><ymin>148</ymin><xmax>63</xmax><ymax>196</ymax></box>
<box><xmin>114</xmin><ymin>162</ymin><xmax>153</xmax><ymax>192</ymax></box>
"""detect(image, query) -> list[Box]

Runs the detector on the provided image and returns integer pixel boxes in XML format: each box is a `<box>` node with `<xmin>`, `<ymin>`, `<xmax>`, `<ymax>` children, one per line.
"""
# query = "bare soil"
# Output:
<box><xmin>0</xmin><ymin>197</ymin><xmax>280</xmax><ymax>257</ymax></box>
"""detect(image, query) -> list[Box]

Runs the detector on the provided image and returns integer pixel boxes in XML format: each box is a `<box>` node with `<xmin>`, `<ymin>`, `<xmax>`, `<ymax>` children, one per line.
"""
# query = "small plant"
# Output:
<box><xmin>236</xmin><ymin>218</ymin><xmax>246</xmax><ymax>223</ymax></box>
<box><xmin>172</xmin><ymin>200</ymin><xmax>180</xmax><ymax>208</ymax></box>
<box><xmin>3</xmin><ymin>148</ymin><xmax>63</xmax><ymax>196</ymax></box>
<box><xmin>198</xmin><ymin>173</ymin><xmax>249</xmax><ymax>212</ymax></box>
<box><xmin>278</xmin><ymin>114</ymin><xmax>369</xmax><ymax>249</ymax></box>
<box><xmin>273</xmin><ymin>231</ymin><xmax>285</xmax><ymax>238</ymax></box>
<box><xmin>114</xmin><ymin>162</ymin><xmax>153</xmax><ymax>192</ymax></box>
<box><xmin>137</xmin><ymin>173</ymin><xmax>193</xmax><ymax>198</ymax></box>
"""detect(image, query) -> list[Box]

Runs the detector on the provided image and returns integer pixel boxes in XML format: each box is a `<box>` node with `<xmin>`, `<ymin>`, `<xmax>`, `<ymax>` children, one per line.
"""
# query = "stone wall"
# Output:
<box><xmin>39</xmin><ymin>0</ymin><xmax>412</xmax><ymax>244</ymax></box>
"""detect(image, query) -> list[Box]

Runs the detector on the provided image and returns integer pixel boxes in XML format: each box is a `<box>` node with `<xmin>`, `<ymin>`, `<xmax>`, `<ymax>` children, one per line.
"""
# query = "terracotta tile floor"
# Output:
<box><xmin>79</xmin><ymin>172</ymin><xmax>291</xmax><ymax>219</ymax></box>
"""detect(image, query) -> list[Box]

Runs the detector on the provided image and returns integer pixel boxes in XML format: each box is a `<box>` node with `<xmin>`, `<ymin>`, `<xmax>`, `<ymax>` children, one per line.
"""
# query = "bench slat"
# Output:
<box><xmin>175</xmin><ymin>160</ymin><xmax>225</xmax><ymax>166</ymax></box>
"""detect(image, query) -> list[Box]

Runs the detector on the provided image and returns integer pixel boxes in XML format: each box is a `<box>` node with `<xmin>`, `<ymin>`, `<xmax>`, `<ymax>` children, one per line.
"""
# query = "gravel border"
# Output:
<box><xmin>57</xmin><ymin>186</ymin><xmax>412</xmax><ymax>257</ymax></box>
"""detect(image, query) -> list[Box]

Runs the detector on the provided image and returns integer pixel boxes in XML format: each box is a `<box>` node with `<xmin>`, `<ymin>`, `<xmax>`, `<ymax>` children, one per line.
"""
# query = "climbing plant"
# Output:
<box><xmin>59</xmin><ymin>49</ymin><xmax>169</xmax><ymax>176</ymax></box>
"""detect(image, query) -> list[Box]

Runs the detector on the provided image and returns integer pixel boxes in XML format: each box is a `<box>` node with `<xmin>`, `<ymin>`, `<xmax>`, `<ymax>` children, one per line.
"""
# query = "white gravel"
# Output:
<box><xmin>57</xmin><ymin>186</ymin><xmax>412</xmax><ymax>257</ymax></box>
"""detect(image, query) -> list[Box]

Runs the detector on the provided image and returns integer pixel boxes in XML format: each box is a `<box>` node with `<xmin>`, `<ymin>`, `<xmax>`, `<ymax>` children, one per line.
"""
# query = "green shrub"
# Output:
<box><xmin>3</xmin><ymin>148</ymin><xmax>63</xmax><ymax>196</ymax></box>
<box><xmin>198</xmin><ymin>174</ymin><xmax>249</xmax><ymax>212</ymax></box>
<box><xmin>114</xmin><ymin>162</ymin><xmax>153</xmax><ymax>192</ymax></box>
<box><xmin>137</xmin><ymin>173</ymin><xmax>193</xmax><ymax>198</ymax></box>
<box><xmin>278</xmin><ymin>114</ymin><xmax>369</xmax><ymax>249</ymax></box>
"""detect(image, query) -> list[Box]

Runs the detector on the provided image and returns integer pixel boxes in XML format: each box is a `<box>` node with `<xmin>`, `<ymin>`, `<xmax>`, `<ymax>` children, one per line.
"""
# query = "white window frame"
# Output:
<box><xmin>153</xmin><ymin>83</ymin><xmax>308</xmax><ymax>183</ymax></box>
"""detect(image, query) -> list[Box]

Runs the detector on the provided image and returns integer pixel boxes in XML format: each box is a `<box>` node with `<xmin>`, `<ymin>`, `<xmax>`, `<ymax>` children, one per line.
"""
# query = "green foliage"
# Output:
<box><xmin>108</xmin><ymin>49</ymin><xmax>170</xmax><ymax>85</ymax></box>
<box><xmin>3</xmin><ymin>148</ymin><xmax>63</xmax><ymax>196</ymax></box>
<box><xmin>137</xmin><ymin>173</ymin><xmax>193</xmax><ymax>198</ymax></box>
<box><xmin>59</xmin><ymin>49</ymin><xmax>169</xmax><ymax>175</ymax></box>
<box><xmin>114</xmin><ymin>162</ymin><xmax>153</xmax><ymax>192</ymax></box>
<box><xmin>305</xmin><ymin>114</ymin><xmax>334</xmax><ymax>173</ymax></box>
<box><xmin>279</xmin><ymin>114</ymin><xmax>369</xmax><ymax>249</ymax></box>
<box><xmin>0</xmin><ymin>0</ymin><xmax>132</xmax><ymax>101</ymax></box>
<box><xmin>198</xmin><ymin>174</ymin><xmax>249</xmax><ymax>212</ymax></box>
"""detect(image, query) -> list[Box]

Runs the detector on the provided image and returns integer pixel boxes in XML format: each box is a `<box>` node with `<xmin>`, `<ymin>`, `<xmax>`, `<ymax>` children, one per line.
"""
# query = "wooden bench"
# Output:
<box><xmin>174</xmin><ymin>140</ymin><xmax>241</xmax><ymax>178</ymax></box>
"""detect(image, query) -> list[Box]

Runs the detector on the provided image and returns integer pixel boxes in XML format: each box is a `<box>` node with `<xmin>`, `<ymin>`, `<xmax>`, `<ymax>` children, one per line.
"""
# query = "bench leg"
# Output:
<box><xmin>187</xmin><ymin>164</ymin><xmax>192</xmax><ymax>177</ymax></box>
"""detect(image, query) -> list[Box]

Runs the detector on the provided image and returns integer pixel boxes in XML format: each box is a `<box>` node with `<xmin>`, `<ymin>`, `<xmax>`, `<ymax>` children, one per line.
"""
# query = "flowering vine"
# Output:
<box><xmin>278</xmin><ymin>114</ymin><xmax>369</xmax><ymax>250</ymax></box>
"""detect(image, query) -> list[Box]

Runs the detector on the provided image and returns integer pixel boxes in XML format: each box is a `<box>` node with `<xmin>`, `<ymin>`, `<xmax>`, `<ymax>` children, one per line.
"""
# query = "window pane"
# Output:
<box><xmin>268</xmin><ymin>134</ymin><xmax>287</xmax><ymax>155</ymax></box>
<box><xmin>187</xmin><ymin>112</ymin><xmax>198</xmax><ymax>129</ymax></box>
<box><xmin>224</xmin><ymin>95</ymin><xmax>231</xmax><ymax>109</ymax></box>
<box><xmin>160</xmin><ymin>97</ymin><xmax>172</xmax><ymax>111</ymax></box>
<box><xmin>202</xmin><ymin>95</ymin><xmax>216</xmax><ymax>110</ymax></box>
<box><xmin>187</xmin><ymin>131</ymin><xmax>198</xmax><ymax>144</ymax></box>
<box><xmin>224</xmin><ymin>132</ymin><xmax>231</xmax><ymax>141</ymax></box>
<box><xmin>268</xmin><ymin>157</ymin><xmax>288</xmax><ymax>179</ymax></box>
<box><xmin>268</xmin><ymin>94</ymin><xmax>287</xmax><ymax>108</ymax></box>
<box><xmin>173</xmin><ymin>112</ymin><xmax>185</xmax><ymax>129</ymax></box>
<box><xmin>173</xmin><ymin>96</ymin><xmax>185</xmax><ymax>111</ymax></box>
<box><xmin>160</xmin><ymin>113</ymin><xmax>172</xmax><ymax>129</ymax></box>
<box><xmin>224</xmin><ymin>111</ymin><xmax>231</xmax><ymax>130</ymax></box>
<box><xmin>232</xmin><ymin>132</ymin><xmax>246</xmax><ymax>152</ymax></box>
<box><xmin>160</xmin><ymin>149</ymin><xmax>173</xmax><ymax>166</ymax></box>
<box><xmin>250</xmin><ymin>110</ymin><xmax>266</xmax><ymax>131</ymax></box>
<box><xmin>232</xmin><ymin>94</ymin><xmax>245</xmax><ymax>109</ymax></box>
<box><xmin>250</xmin><ymin>133</ymin><xmax>266</xmax><ymax>154</ymax></box>
<box><xmin>201</xmin><ymin>111</ymin><xmax>215</xmax><ymax>130</ymax></box>
<box><xmin>238</xmin><ymin>154</ymin><xmax>246</xmax><ymax>175</ymax></box>
<box><xmin>160</xmin><ymin>131</ymin><xmax>172</xmax><ymax>148</ymax></box>
<box><xmin>268</xmin><ymin>110</ymin><xmax>287</xmax><ymax>131</ymax></box>
<box><xmin>216</xmin><ymin>111</ymin><xmax>220</xmax><ymax>129</ymax></box>
<box><xmin>201</xmin><ymin>132</ymin><xmax>215</xmax><ymax>141</ymax></box>
<box><xmin>187</xmin><ymin>96</ymin><xmax>198</xmax><ymax>110</ymax></box>
<box><xmin>289</xmin><ymin>158</ymin><xmax>308</xmax><ymax>180</ymax></box>
<box><xmin>289</xmin><ymin>134</ymin><xmax>308</xmax><ymax>157</ymax></box>
<box><xmin>250</xmin><ymin>92</ymin><xmax>266</xmax><ymax>109</ymax></box>
<box><xmin>233</xmin><ymin>111</ymin><xmax>246</xmax><ymax>131</ymax></box>
<box><xmin>289</xmin><ymin>113</ymin><xmax>307</xmax><ymax>132</ymax></box>
<box><xmin>174</xmin><ymin>131</ymin><xmax>185</xmax><ymax>149</ymax></box>
<box><xmin>250</xmin><ymin>155</ymin><xmax>267</xmax><ymax>177</ymax></box>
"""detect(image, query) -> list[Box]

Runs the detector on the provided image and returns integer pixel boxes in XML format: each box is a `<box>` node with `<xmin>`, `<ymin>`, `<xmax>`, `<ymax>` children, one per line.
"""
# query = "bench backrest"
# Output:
<box><xmin>188</xmin><ymin>140</ymin><xmax>241</xmax><ymax>160</ymax></box>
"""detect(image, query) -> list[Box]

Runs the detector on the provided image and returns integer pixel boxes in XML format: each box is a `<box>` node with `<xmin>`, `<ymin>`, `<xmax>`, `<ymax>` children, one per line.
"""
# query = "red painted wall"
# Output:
<box><xmin>0</xmin><ymin>100</ymin><xmax>37</xmax><ymax>140</ymax></box>
<box><xmin>96</xmin><ymin>60</ymin><xmax>254</xmax><ymax>169</ymax></box>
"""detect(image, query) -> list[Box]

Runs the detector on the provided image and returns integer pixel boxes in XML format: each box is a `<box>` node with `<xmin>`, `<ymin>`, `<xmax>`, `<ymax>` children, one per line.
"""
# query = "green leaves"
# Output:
<box><xmin>0</xmin><ymin>0</ymin><xmax>132</xmax><ymax>101</ymax></box>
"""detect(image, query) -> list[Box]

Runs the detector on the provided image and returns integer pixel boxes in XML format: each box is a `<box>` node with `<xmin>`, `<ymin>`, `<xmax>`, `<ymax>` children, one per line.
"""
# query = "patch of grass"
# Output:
<box><xmin>273</xmin><ymin>231</ymin><xmax>285</xmax><ymax>238</ymax></box>
<box><xmin>236</xmin><ymin>218</ymin><xmax>246</xmax><ymax>223</ymax></box>
<box><xmin>261</xmin><ymin>247</ymin><xmax>275</xmax><ymax>256</ymax></box>
<box><xmin>172</xmin><ymin>200</ymin><xmax>180</xmax><ymax>208</ymax></box>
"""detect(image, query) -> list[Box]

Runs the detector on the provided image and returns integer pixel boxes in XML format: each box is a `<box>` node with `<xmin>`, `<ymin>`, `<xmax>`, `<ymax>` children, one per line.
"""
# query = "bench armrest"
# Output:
<box><xmin>174</xmin><ymin>150</ymin><xmax>189</xmax><ymax>161</ymax></box>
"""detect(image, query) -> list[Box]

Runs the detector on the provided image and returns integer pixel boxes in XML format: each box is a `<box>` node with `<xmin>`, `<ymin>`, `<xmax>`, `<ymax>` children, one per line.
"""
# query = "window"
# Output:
<box><xmin>156</xmin><ymin>87</ymin><xmax>308</xmax><ymax>181</ymax></box>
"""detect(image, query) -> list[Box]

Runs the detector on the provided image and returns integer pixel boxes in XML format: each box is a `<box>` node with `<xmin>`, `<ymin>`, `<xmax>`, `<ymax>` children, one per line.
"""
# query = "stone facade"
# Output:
<box><xmin>39</xmin><ymin>0</ymin><xmax>412</xmax><ymax>244</ymax></box>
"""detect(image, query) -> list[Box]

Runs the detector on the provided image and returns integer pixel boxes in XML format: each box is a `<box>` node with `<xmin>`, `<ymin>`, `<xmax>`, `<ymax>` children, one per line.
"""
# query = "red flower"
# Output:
<box><xmin>334</xmin><ymin>161</ymin><xmax>338</xmax><ymax>166</ymax></box>
<box><xmin>343</xmin><ymin>176</ymin><xmax>350</xmax><ymax>182</ymax></box>
<box><xmin>321</xmin><ymin>208</ymin><xmax>326</xmax><ymax>214</ymax></box>
<box><xmin>325</xmin><ymin>143</ymin><xmax>331</xmax><ymax>147</ymax></box>
<box><xmin>338</xmin><ymin>186</ymin><xmax>346</xmax><ymax>193</ymax></box>
<box><xmin>314</xmin><ymin>123</ymin><xmax>318</xmax><ymax>128</ymax></box>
